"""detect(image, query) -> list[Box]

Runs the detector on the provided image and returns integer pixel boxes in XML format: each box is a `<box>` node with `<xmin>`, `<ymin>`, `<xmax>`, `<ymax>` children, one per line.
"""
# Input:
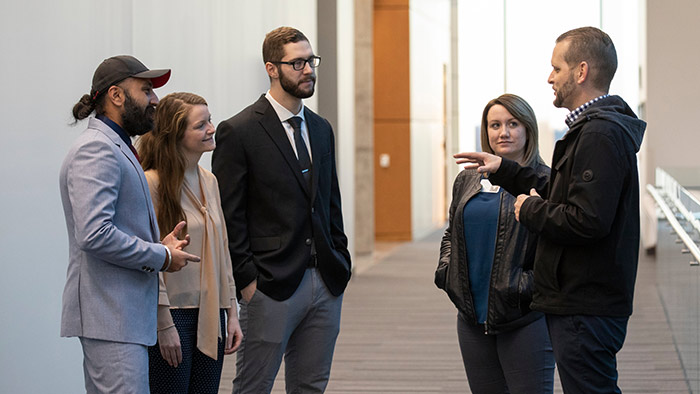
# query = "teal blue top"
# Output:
<box><xmin>463</xmin><ymin>189</ymin><xmax>501</xmax><ymax>323</ymax></box>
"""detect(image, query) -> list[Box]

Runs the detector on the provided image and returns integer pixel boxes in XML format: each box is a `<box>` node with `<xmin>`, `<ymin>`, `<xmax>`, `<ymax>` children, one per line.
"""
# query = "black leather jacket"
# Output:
<box><xmin>435</xmin><ymin>164</ymin><xmax>550</xmax><ymax>335</ymax></box>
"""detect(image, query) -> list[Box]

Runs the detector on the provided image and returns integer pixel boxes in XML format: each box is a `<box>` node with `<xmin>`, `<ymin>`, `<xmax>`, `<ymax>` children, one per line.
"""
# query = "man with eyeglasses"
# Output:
<box><xmin>212</xmin><ymin>26</ymin><xmax>351</xmax><ymax>393</ymax></box>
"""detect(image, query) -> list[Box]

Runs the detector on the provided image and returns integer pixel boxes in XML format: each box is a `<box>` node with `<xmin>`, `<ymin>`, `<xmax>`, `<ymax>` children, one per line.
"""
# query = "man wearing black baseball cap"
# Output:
<box><xmin>73</xmin><ymin>54</ymin><xmax>172</xmax><ymax>137</ymax></box>
<box><xmin>59</xmin><ymin>55</ymin><xmax>200</xmax><ymax>393</ymax></box>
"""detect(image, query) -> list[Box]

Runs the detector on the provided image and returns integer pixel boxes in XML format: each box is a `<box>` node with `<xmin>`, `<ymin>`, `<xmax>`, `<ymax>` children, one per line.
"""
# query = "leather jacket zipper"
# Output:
<box><xmin>484</xmin><ymin>190</ymin><xmax>503</xmax><ymax>336</ymax></box>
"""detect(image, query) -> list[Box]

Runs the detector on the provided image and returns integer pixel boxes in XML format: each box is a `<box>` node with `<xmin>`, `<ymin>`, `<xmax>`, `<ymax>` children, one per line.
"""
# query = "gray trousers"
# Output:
<box><xmin>233</xmin><ymin>268</ymin><xmax>343</xmax><ymax>394</ymax></box>
<box><xmin>80</xmin><ymin>337</ymin><xmax>149</xmax><ymax>394</ymax></box>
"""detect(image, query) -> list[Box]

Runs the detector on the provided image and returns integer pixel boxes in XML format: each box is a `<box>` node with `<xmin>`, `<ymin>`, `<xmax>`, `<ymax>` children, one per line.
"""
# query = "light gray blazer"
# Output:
<box><xmin>59</xmin><ymin>117</ymin><xmax>166</xmax><ymax>346</ymax></box>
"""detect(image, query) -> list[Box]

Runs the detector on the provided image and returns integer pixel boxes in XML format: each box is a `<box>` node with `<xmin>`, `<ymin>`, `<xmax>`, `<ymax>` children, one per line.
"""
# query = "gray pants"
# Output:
<box><xmin>80</xmin><ymin>337</ymin><xmax>149</xmax><ymax>394</ymax></box>
<box><xmin>233</xmin><ymin>268</ymin><xmax>343</xmax><ymax>394</ymax></box>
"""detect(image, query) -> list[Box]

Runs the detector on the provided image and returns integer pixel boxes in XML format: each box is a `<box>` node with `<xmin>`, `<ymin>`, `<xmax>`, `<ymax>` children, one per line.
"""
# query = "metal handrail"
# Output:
<box><xmin>647</xmin><ymin>184</ymin><xmax>700</xmax><ymax>266</ymax></box>
<box><xmin>655</xmin><ymin>168</ymin><xmax>700</xmax><ymax>236</ymax></box>
<box><xmin>676</xmin><ymin>188</ymin><xmax>700</xmax><ymax>235</ymax></box>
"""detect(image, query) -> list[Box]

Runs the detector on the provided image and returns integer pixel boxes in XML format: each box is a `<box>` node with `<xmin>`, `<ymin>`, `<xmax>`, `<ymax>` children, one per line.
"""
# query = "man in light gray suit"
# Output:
<box><xmin>60</xmin><ymin>55</ymin><xmax>200</xmax><ymax>393</ymax></box>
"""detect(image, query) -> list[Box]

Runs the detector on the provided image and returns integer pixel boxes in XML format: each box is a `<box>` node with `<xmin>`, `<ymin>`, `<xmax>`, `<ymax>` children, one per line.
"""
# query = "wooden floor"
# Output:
<box><xmin>220</xmin><ymin>230</ymin><xmax>689</xmax><ymax>393</ymax></box>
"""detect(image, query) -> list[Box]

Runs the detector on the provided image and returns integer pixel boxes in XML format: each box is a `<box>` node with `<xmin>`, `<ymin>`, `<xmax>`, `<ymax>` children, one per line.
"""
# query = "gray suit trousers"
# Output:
<box><xmin>80</xmin><ymin>337</ymin><xmax>149</xmax><ymax>394</ymax></box>
<box><xmin>233</xmin><ymin>268</ymin><xmax>343</xmax><ymax>394</ymax></box>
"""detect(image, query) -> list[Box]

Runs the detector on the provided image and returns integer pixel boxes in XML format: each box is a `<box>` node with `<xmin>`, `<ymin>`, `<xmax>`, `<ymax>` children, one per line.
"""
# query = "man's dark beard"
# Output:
<box><xmin>121</xmin><ymin>92</ymin><xmax>155</xmax><ymax>136</ymax></box>
<box><xmin>279</xmin><ymin>67</ymin><xmax>315</xmax><ymax>99</ymax></box>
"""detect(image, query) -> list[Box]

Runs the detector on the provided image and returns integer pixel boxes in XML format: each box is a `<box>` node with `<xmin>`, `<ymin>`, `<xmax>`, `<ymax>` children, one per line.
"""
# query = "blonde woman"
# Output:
<box><xmin>436</xmin><ymin>94</ymin><xmax>554</xmax><ymax>393</ymax></box>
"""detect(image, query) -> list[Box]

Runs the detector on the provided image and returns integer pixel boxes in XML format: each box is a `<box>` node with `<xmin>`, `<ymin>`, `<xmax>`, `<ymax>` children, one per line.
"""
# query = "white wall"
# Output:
<box><xmin>0</xmin><ymin>1</ymin><xmax>356</xmax><ymax>392</ymax></box>
<box><xmin>458</xmin><ymin>1</ymin><xmax>505</xmax><ymax>155</ymax></box>
<box><xmin>645</xmin><ymin>0</ymin><xmax>700</xmax><ymax>178</ymax></box>
<box><xmin>132</xmin><ymin>0</ymin><xmax>318</xmax><ymax>166</ymax></box>
<box><xmin>410</xmin><ymin>0</ymin><xmax>452</xmax><ymax>239</ymax></box>
<box><xmin>1</xmin><ymin>2</ymin><xmax>135</xmax><ymax>392</ymax></box>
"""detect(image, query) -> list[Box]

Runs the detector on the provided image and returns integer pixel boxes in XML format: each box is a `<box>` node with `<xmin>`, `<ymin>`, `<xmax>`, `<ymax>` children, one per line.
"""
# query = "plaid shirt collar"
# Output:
<box><xmin>565</xmin><ymin>94</ymin><xmax>610</xmax><ymax>127</ymax></box>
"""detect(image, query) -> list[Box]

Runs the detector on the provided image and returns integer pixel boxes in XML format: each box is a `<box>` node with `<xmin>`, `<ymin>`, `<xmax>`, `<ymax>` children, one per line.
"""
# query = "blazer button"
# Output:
<box><xmin>141</xmin><ymin>266</ymin><xmax>148</xmax><ymax>271</ymax></box>
<box><xmin>311</xmin><ymin>207</ymin><xmax>315</xmax><ymax>213</ymax></box>
<box><xmin>305</xmin><ymin>238</ymin><xmax>312</xmax><ymax>246</ymax></box>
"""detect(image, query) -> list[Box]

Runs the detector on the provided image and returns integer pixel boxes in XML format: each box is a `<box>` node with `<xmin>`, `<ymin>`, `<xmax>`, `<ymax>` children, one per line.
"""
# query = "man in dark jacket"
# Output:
<box><xmin>455</xmin><ymin>27</ymin><xmax>646</xmax><ymax>393</ymax></box>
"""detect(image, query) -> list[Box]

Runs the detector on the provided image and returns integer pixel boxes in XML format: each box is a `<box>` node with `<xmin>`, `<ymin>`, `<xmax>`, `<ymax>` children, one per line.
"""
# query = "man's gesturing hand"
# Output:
<box><xmin>161</xmin><ymin>221</ymin><xmax>200</xmax><ymax>272</ymax></box>
<box><xmin>453</xmin><ymin>152</ymin><xmax>502</xmax><ymax>176</ymax></box>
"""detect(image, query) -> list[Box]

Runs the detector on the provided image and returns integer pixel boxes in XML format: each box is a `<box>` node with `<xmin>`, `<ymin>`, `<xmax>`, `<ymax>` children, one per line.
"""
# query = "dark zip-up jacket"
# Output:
<box><xmin>490</xmin><ymin>95</ymin><xmax>646</xmax><ymax>317</ymax></box>
<box><xmin>435</xmin><ymin>163</ymin><xmax>550</xmax><ymax>335</ymax></box>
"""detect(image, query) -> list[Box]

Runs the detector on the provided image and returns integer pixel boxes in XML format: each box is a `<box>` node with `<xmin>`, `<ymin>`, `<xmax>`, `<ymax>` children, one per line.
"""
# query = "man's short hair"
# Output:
<box><xmin>263</xmin><ymin>26</ymin><xmax>309</xmax><ymax>63</ymax></box>
<box><xmin>557</xmin><ymin>26</ymin><xmax>617</xmax><ymax>92</ymax></box>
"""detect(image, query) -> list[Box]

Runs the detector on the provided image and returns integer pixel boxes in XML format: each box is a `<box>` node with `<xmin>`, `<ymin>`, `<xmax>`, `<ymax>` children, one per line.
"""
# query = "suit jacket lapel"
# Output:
<box><xmin>305</xmin><ymin>108</ymin><xmax>324</xmax><ymax>206</ymax></box>
<box><xmin>92</xmin><ymin>119</ymin><xmax>160</xmax><ymax>241</ymax></box>
<box><xmin>255</xmin><ymin>97</ymin><xmax>311</xmax><ymax>198</ymax></box>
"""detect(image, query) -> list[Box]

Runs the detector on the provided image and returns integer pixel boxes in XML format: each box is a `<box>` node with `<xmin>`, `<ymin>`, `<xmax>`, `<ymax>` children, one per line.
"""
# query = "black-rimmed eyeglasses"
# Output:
<box><xmin>272</xmin><ymin>56</ymin><xmax>321</xmax><ymax>71</ymax></box>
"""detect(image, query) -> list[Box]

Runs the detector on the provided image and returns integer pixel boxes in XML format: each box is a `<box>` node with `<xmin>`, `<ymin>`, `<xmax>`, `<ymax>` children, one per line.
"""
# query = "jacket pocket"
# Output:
<box><xmin>434</xmin><ymin>263</ymin><xmax>448</xmax><ymax>290</ymax></box>
<box><xmin>535</xmin><ymin>241</ymin><xmax>563</xmax><ymax>292</ymax></box>
<box><xmin>518</xmin><ymin>269</ymin><xmax>534</xmax><ymax>313</ymax></box>
<box><xmin>249</xmin><ymin>236</ymin><xmax>281</xmax><ymax>252</ymax></box>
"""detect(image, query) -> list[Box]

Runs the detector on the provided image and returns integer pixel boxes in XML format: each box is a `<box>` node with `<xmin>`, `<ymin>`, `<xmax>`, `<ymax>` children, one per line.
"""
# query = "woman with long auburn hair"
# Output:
<box><xmin>138</xmin><ymin>92</ymin><xmax>242</xmax><ymax>393</ymax></box>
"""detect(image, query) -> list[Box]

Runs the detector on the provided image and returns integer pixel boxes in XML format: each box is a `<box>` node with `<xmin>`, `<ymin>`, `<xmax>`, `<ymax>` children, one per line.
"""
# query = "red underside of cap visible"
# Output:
<box><xmin>150</xmin><ymin>70</ymin><xmax>171</xmax><ymax>89</ymax></box>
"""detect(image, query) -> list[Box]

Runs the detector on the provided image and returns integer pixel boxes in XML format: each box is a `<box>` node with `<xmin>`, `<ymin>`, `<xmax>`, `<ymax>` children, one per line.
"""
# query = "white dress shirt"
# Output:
<box><xmin>265</xmin><ymin>91</ymin><xmax>313</xmax><ymax>162</ymax></box>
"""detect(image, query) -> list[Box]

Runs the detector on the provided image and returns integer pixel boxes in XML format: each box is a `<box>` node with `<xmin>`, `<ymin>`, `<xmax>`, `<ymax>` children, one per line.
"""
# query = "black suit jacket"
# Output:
<box><xmin>212</xmin><ymin>95</ymin><xmax>351</xmax><ymax>301</ymax></box>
